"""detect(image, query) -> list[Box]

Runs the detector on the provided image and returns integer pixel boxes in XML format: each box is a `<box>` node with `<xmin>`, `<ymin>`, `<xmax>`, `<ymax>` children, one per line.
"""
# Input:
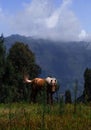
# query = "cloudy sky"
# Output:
<box><xmin>0</xmin><ymin>0</ymin><xmax>91</xmax><ymax>41</ymax></box>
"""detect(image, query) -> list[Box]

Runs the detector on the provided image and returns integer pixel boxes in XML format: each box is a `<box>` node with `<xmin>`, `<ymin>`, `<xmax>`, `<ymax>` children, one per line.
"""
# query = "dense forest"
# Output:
<box><xmin>0</xmin><ymin>34</ymin><xmax>41</xmax><ymax>103</ymax></box>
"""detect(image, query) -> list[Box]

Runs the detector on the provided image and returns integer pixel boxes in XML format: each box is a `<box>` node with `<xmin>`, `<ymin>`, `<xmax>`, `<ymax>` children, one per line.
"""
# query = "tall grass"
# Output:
<box><xmin>0</xmin><ymin>102</ymin><xmax>91</xmax><ymax>130</ymax></box>
<box><xmin>0</xmin><ymin>81</ymin><xmax>91</xmax><ymax>129</ymax></box>
<box><xmin>73</xmin><ymin>80</ymin><xmax>78</xmax><ymax>113</ymax></box>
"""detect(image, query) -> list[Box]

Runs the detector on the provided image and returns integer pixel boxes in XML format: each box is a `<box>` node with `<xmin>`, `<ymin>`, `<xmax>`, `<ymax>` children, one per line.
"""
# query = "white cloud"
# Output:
<box><xmin>79</xmin><ymin>30</ymin><xmax>88</xmax><ymax>40</ymax></box>
<box><xmin>0</xmin><ymin>0</ymin><xmax>90</xmax><ymax>41</ymax></box>
<box><xmin>45</xmin><ymin>11</ymin><xmax>59</xmax><ymax>28</ymax></box>
<box><xmin>78</xmin><ymin>30</ymin><xmax>91</xmax><ymax>42</ymax></box>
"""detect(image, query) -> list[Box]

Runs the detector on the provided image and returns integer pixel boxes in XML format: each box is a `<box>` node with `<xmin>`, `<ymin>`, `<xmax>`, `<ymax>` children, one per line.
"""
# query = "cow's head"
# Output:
<box><xmin>46</xmin><ymin>77</ymin><xmax>57</xmax><ymax>93</ymax></box>
<box><xmin>50</xmin><ymin>78</ymin><xmax>57</xmax><ymax>93</ymax></box>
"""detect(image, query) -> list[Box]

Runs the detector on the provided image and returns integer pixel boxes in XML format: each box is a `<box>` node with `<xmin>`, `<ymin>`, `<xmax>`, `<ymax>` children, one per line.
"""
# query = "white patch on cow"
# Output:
<box><xmin>45</xmin><ymin>77</ymin><xmax>57</xmax><ymax>84</ymax></box>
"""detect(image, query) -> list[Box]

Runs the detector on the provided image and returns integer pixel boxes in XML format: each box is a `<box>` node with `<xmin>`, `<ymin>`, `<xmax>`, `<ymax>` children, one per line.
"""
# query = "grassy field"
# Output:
<box><xmin>0</xmin><ymin>102</ymin><xmax>91</xmax><ymax>130</ymax></box>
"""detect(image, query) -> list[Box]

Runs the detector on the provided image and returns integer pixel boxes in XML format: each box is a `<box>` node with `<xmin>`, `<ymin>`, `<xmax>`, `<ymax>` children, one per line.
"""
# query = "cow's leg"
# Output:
<box><xmin>31</xmin><ymin>89</ymin><xmax>37</xmax><ymax>103</ymax></box>
<box><xmin>47</xmin><ymin>92</ymin><xmax>50</xmax><ymax>104</ymax></box>
<box><xmin>50</xmin><ymin>93</ymin><xmax>53</xmax><ymax>104</ymax></box>
<box><xmin>47</xmin><ymin>93</ymin><xmax>53</xmax><ymax>104</ymax></box>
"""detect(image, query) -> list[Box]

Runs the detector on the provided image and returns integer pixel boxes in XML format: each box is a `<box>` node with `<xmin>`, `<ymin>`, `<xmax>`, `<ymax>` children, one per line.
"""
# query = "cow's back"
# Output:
<box><xmin>32</xmin><ymin>78</ymin><xmax>46</xmax><ymax>89</ymax></box>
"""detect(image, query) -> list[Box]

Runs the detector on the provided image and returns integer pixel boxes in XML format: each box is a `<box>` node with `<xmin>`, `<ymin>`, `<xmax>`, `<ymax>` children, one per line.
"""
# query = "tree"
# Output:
<box><xmin>0</xmin><ymin>34</ymin><xmax>6</xmax><ymax>79</ymax></box>
<box><xmin>7</xmin><ymin>42</ymin><xmax>41</xmax><ymax>77</ymax></box>
<box><xmin>83</xmin><ymin>68</ymin><xmax>91</xmax><ymax>101</ymax></box>
<box><xmin>0</xmin><ymin>34</ymin><xmax>7</xmax><ymax>102</ymax></box>
<box><xmin>7</xmin><ymin>42</ymin><xmax>41</xmax><ymax>101</ymax></box>
<box><xmin>65</xmin><ymin>89</ymin><xmax>72</xmax><ymax>104</ymax></box>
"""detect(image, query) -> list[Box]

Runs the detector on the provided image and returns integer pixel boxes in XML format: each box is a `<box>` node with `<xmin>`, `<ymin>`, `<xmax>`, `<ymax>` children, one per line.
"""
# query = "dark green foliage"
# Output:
<box><xmin>83</xmin><ymin>68</ymin><xmax>91</xmax><ymax>101</ymax></box>
<box><xmin>7</xmin><ymin>42</ymin><xmax>41</xmax><ymax>78</ymax></box>
<box><xmin>0</xmin><ymin>34</ymin><xmax>6</xmax><ymax>102</ymax></box>
<box><xmin>6</xmin><ymin>42</ymin><xmax>41</xmax><ymax>102</ymax></box>
<box><xmin>65</xmin><ymin>89</ymin><xmax>72</xmax><ymax>104</ymax></box>
<box><xmin>0</xmin><ymin>34</ymin><xmax>5</xmax><ymax>79</ymax></box>
<box><xmin>0</xmin><ymin>38</ymin><xmax>41</xmax><ymax>103</ymax></box>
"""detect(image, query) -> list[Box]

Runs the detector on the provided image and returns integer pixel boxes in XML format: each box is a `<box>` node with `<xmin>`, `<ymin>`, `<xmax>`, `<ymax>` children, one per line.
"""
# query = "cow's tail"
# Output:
<box><xmin>24</xmin><ymin>75</ymin><xmax>32</xmax><ymax>83</ymax></box>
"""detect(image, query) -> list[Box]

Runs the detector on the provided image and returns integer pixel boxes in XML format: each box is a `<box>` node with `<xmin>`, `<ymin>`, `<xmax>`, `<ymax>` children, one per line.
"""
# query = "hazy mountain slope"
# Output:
<box><xmin>4</xmin><ymin>34</ymin><xmax>91</xmax><ymax>96</ymax></box>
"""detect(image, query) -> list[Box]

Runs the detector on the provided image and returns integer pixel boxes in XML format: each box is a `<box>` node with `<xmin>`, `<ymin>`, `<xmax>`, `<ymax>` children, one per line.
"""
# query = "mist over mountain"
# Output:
<box><xmin>4</xmin><ymin>34</ymin><xmax>91</xmax><ymax>97</ymax></box>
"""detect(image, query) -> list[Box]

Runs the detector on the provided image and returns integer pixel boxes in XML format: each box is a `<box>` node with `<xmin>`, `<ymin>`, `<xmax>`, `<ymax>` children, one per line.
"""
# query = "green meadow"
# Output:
<box><xmin>0</xmin><ymin>103</ymin><xmax>91</xmax><ymax>130</ymax></box>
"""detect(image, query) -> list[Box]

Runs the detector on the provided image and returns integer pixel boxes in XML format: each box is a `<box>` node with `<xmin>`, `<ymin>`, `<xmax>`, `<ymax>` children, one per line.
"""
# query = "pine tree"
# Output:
<box><xmin>65</xmin><ymin>89</ymin><xmax>72</xmax><ymax>104</ymax></box>
<box><xmin>83</xmin><ymin>68</ymin><xmax>91</xmax><ymax>101</ymax></box>
<box><xmin>0</xmin><ymin>34</ymin><xmax>6</xmax><ymax>102</ymax></box>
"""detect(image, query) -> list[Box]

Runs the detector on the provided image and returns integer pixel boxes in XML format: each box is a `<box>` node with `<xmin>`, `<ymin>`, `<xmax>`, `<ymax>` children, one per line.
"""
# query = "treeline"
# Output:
<box><xmin>82</xmin><ymin>68</ymin><xmax>91</xmax><ymax>102</ymax></box>
<box><xmin>65</xmin><ymin>68</ymin><xmax>91</xmax><ymax>104</ymax></box>
<box><xmin>0</xmin><ymin>34</ymin><xmax>41</xmax><ymax>103</ymax></box>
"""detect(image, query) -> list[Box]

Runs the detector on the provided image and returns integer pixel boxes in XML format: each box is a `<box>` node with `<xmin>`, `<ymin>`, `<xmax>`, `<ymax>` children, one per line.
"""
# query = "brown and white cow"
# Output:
<box><xmin>24</xmin><ymin>76</ymin><xmax>58</xmax><ymax>104</ymax></box>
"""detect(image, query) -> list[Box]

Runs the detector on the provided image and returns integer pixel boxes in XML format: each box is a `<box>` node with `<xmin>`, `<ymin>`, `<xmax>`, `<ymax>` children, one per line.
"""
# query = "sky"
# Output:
<box><xmin>0</xmin><ymin>0</ymin><xmax>91</xmax><ymax>41</ymax></box>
